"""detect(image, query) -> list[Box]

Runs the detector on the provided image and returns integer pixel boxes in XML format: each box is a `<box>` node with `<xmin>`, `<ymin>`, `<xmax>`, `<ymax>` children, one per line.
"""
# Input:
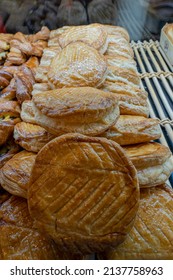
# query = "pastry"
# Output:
<box><xmin>0</xmin><ymin>78</ymin><xmax>16</xmax><ymax>100</ymax></box>
<box><xmin>163</xmin><ymin>23</ymin><xmax>173</xmax><ymax>44</ymax></box>
<box><xmin>0</xmin><ymin>196</ymin><xmax>59</xmax><ymax>260</ymax></box>
<box><xmin>0</xmin><ymin>69</ymin><xmax>13</xmax><ymax>89</ymax></box>
<box><xmin>58</xmin><ymin>24</ymin><xmax>108</xmax><ymax>54</ymax></box>
<box><xmin>47</xmin><ymin>42</ymin><xmax>107</xmax><ymax>88</ymax></box>
<box><xmin>32</xmin><ymin>87</ymin><xmax>119</xmax><ymax>136</ymax></box>
<box><xmin>0</xmin><ymin>100</ymin><xmax>21</xmax><ymax>145</ymax></box>
<box><xmin>104</xmin><ymin>25</ymin><xmax>130</xmax><ymax>42</ymax></box>
<box><xmin>28</xmin><ymin>133</ymin><xmax>139</xmax><ymax>256</ymax></box>
<box><xmin>100</xmin><ymin>115</ymin><xmax>161</xmax><ymax>145</ymax></box>
<box><xmin>106</xmin><ymin>35</ymin><xmax>134</xmax><ymax>57</ymax></box>
<box><xmin>0</xmin><ymin>150</ymin><xmax>36</xmax><ymax>199</ymax></box>
<box><xmin>101</xmin><ymin>81</ymin><xmax>149</xmax><ymax>116</ymax></box>
<box><xmin>14</xmin><ymin>122</ymin><xmax>55</xmax><ymax>153</ymax></box>
<box><xmin>0</xmin><ymin>139</ymin><xmax>20</xmax><ymax>169</ymax></box>
<box><xmin>124</xmin><ymin>142</ymin><xmax>173</xmax><ymax>188</ymax></box>
<box><xmin>99</xmin><ymin>185</ymin><xmax>173</xmax><ymax>259</ymax></box>
<box><xmin>20</xmin><ymin>100</ymin><xmax>37</xmax><ymax>124</ymax></box>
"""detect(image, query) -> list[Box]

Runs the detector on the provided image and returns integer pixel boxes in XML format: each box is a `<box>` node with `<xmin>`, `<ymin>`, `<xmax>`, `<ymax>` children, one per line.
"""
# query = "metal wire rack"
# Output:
<box><xmin>131</xmin><ymin>40</ymin><xmax>173</xmax><ymax>187</ymax></box>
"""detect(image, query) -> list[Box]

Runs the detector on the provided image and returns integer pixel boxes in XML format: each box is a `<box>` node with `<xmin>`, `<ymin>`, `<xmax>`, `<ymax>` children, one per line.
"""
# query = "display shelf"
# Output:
<box><xmin>131</xmin><ymin>40</ymin><xmax>173</xmax><ymax>187</ymax></box>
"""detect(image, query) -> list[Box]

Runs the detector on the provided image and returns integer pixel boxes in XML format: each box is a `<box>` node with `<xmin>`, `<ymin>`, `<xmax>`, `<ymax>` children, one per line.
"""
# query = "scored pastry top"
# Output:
<box><xmin>47</xmin><ymin>42</ymin><xmax>107</xmax><ymax>88</ymax></box>
<box><xmin>28</xmin><ymin>133</ymin><xmax>139</xmax><ymax>255</ymax></box>
<box><xmin>58</xmin><ymin>23</ymin><xmax>108</xmax><ymax>54</ymax></box>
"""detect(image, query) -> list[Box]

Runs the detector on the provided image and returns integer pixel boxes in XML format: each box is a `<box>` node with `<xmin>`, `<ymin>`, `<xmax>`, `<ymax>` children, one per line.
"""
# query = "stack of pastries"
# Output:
<box><xmin>0</xmin><ymin>23</ymin><xmax>173</xmax><ymax>260</ymax></box>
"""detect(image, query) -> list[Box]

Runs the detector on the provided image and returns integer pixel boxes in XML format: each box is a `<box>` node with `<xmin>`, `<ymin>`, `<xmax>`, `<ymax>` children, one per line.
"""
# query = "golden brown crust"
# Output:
<box><xmin>28</xmin><ymin>133</ymin><xmax>139</xmax><ymax>256</ymax></box>
<box><xmin>14</xmin><ymin>122</ymin><xmax>55</xmax><ymax>153</ymax></box>
<box><xmin>100</xmin><ymin>115</ymin><xmax>161</xmax><ymax>145</ymax></box>
<box><xmin>103</xmin><ymin>25</ymin><xmax>130</xmax><ymax>42</ymax></box>
<box><xmin>47</xmin><ymin>42</ymin><xmax>107</xmax><ymax>88</ymax></box>
<box><xmin>32</xmin><ymin>87</ymin><xmax>120</xmax><ymax>136</ymax></box>
<box><xmin>0</xmin><ymin>150</ymin><xmax>36</xmax><ymax>199</ymax></box>
<box><xmin>99</xmin><ymin>185</ymin><xmax>173</xmax><ymax>260</ymax></box>
<box><xmin>0</xmin><ymin>196</ymin><xmax>59</xmax><ymax>260</ymax></box>
<box><xmin>0</xmin><ymin>139</ymin><xmax>20</xmax><ymax>169</ymax></box>
<box><xmin>58</xmin><ymin>24</ymin><xmax>108</xmax><ymax>54</ymax></box>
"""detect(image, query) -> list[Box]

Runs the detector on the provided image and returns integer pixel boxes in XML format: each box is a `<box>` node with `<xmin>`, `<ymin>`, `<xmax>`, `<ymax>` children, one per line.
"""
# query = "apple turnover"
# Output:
<box><xmin>99</xmin><ymin>185</ymin><xmax>173</xmax><ymax>259</ymax></box>
<box><xmin>47</xmin><ymin>42</ymin><xmax>107</xmax><ymax>88</ymax></box>
<box><xmin>32</xmin><ymin>87</ymin><xmax>119</xmax><ymax>136</ymax></box>
<box><xmin>100</xmin><ymin>115</ymin><xmax>161</xmax><ymax>145</ymax></box>
<box><xmin>28</xmin><ymin>133</ymin><xmax>139</xmax><ymax>256</ymax></box>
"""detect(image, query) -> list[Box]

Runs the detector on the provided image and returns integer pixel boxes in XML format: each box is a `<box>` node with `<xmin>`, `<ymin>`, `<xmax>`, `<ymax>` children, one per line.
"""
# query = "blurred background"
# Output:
<box><xmin>0</xmin><ymin>0</ymin><xmax>173</xmax><ymax>40</ymax></box>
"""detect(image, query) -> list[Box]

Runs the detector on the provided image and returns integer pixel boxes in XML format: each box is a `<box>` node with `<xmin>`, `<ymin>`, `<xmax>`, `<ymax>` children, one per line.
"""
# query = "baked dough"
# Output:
<box><xmin>0</xmin><ymin>196</ymin><xmax>59</xmax><ymax>260</ymax></box>
<box><xmin>28</xmin><ymin>133</ymin><xmax>139</xmax><ymax>256</ymax></box>
<box><xmin>104</xmin><ymin>25</ymin><xmax>130</xmax><ymax>42</ymax></box>
<box><xmin>0</xmin><ymin>139</ymin><xmax>20</xmax><ymax>169</ymax></box>
<box><xmin>32</xmin><ymin>87</ymin><xmax>120</xmax><ymax>136</ymax></box>
<box><xmin>58</xmin><ymin>24</ymin><xmax>108</xmax><ymax>54</ymax></box>
<box><xmin>0</xmin><ymin>150</ymin><xmax>36</xmax><ymax>198</ymax></box>
<box><xmin>124</xmin><ymin>142</ymin><xmax>173</xmax><ymax>187</ymax></box>
<box><xmin>100</xmin><ymin>115</ymin><xmax>161</xmax><ymax>145</ymax></box>
<box><xmin>163</xmin><ymin>23</ymin><xmax>173</xmax><ymax>44</ymax></box>
<box><xmin>47</xmin><ymin>42</ymin><xmax>107</xmax><ymax>88</ymax></box>
<box><xmin>99</xmin><ymin>185</ymin><xmax>173</xmax><ymax>259</ymax></box>
<box><xmin>14</xmin><ymin>122</ymin><xmax>55</xmax><ymax>152</ymax></box>
<box><xmin>20</xmin><ymin>100</ymin><xmax>37</xmax><ymax>124</ymax></box>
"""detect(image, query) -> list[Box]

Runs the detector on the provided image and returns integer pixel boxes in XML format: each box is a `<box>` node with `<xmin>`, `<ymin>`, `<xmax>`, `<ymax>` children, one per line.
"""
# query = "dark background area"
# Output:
<box><xmin>0</xmin><ymin>0</ymin><xmax>173</xmax><ymax>40</ymax></box>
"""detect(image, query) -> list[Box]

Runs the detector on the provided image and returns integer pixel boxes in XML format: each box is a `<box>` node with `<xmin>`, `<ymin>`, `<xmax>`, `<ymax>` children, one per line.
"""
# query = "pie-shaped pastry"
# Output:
<box><xmin>99</xmin><ymin>185</ymin><xmax>173</xmax><ymax>259</ymax></box>
<box><xmin>0</xmin><ymin>150</ymin><xmax>36</xmax><ymax>198</ymax></box>
<box><xmin>14</xmin><ymin>122</ymin><xmax>55</xmax><ymax>152</ymax></box>
<box><xmin>0</xmin><ymin>196</ymin><xmax>59</xmax><ymax>260</ymax></box>
<box><xmin>124</xmin><ymin>142</ymin><xmax>173</xmax><ymax>188</ymax></box>
<box><xmin>47</xmin><ymin>42</ymin><xmax>107</xmax><ymax>88</ymax></box>
<box><xmin>58</xmin><ymin>24</ymin><xmax>108</xmax><ymax>54</ymax></box>
<box><xmin>32</xmin><ymin>87</ymin><xmax>119</xmax><ymax>136</ymax></box>
<box><xmin>28</xmin><ymin>133</ymin><xmax>139</xmax><ymax>256</ymax></box>
<box><xmin>100</xmin><ymin>115</ymin><xmax>161</xmax><ymax>145</ymax></box>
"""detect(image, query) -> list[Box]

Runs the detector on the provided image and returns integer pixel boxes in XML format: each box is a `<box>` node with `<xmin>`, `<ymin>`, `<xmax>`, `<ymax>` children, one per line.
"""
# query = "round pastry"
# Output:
<box><xmin>0</xmin><ymin>150</ymin><xmax>36</xmax><ymax>199</ymax></box>
<box><xmin>58</xmin><ymin>23</ymin><xmax>108</xmax><ymax>54</ymax></box>
<box><xmin>32</xmin><ymin>87</ymin><xmax>120</xmax><ymax>136</ymax></box>
<box><xmin>99</xmin><ymin>184</ymin><xmax>173</xmax><ymax>259</ymax></box>
<box><xmin>28</xmin><ymin>133</ymin><xmax>139</xmax><ymax>256</ymax></box>
<box><xmin>14</xmin><ymin>122</ymin><xmax>55</xmax><ymax>153</ymax></box>
<box><xmin>124</xmin><ymin>142</ymin><xmax>173</xmax><ymax>188</ymax></box>
<box><xmin>47</xmin><ymin>42</ymin><xmax>107</xmax><ymax>88</ymax></box>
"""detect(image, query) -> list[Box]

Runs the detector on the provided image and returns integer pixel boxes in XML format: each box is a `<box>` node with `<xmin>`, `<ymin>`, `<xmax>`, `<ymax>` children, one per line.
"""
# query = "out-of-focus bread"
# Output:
<box><xmin>28</xmin><ymin>133</ymin><xmax>139</xmax><ymax>256</ymax></box>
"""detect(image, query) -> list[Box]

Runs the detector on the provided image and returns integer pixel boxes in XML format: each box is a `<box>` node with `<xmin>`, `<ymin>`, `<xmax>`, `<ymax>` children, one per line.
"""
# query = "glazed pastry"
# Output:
<box><xmin>101</xmin><ymin>82</ymin><xmax>149</xmax><ymax>117</ymax></box>
<box><xmin>28</xmin><ymin>133</ymin><xmax>139</xmax><ymax>256</ymax></box>
<box><xmin>124</xmin><ymin>142</ymin><xmax>173</xmax><ymax>188</ymax></box>
<box><xmin>104</xmin><ymin>25</ymin><xmax>130</xmax><ymax>42</ymax></box>
<box><xmin>0</xmin><ymin>188</ymin><xmax>11</xmax><ymax>206</ymax></box>
<box><xmin>0</xmin><ymin>78</ymin><xmax>16</xmax><ymax>100</ymax></box>
<box><xmin>100</xmin><ymin>115</ymin><xmax>161</xmax><ymax>145</ymax></box>
<box><xmin>20</xmin><ymin>100</ymin><xmax>37</xmax><ymax>124</ymax></box>
<box><xmin>47</xmin><ymin>42</ymin><xmax>107</xmax><ymax>88</ymax></box>
<box><xmin>0</xmin><ymin>150</ymin><xmax>36</xmax><ymax>199</ymax></box>
<box><xmin>99</xmin><ymin>185</ymin><xmax>173</xmax><ymax>259</ymax></box>
<box><xmin>0</xmin><ymin>34</ymin><xmax>13</xmax><ymax>52</ymax></box>
<box><xmin>0</xmin><ymin>139</ymin><xmax>20</xmax><ymax>169</ymax></box>
<box><xmin>0</xmin><ymin>69</ymin><xmax>13</xmax><ymax>89</ymax></box>
<box><xmin>32</xmin><ymin>87</ymin><xmax>119</xmax><ymax>136</ymax></box>
<box><xmin>0</xmin><ymin>196</ymin><xmax>59</xmax><ymax>260</ymax></box>
<box><xmin>0</xmin><ymin>100</ymin><xmax>21</xmax><ymax>145</ymax></box>
<box><xmin>14</xmin><ymin>122</ymin><xmax>55</xmax><ymax>153</ymax></box>
<box><xmin>32</xmin><ymin>83</ymin><xmax>51</xmax><ymax>95</ymax></box>
<box><xmin>58</xmin><ymin>24</ymin><xmax>108</xmax><ymax>54</ymax></box>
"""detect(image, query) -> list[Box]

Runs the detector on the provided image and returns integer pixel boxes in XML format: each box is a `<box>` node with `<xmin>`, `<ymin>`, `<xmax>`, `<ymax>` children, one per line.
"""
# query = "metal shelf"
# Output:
<box><xmin>131</xmin><ymin>40</ymin><xmax>173</xmax><ymax>187</ymax></box>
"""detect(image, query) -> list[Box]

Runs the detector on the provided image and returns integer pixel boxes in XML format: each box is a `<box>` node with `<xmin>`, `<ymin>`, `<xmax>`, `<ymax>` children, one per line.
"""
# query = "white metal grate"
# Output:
<box><xmin>131</xmin><ymin>40</ymin><xmax>173</xmax><ymax>187</ymax></box>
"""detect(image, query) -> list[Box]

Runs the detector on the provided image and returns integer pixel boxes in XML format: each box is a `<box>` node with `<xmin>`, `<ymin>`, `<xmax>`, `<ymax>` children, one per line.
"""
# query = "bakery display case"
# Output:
<box><xmin>0</xmin><ymin>0</ymin><xmax>173</xmax><ymax>260</ymax></box>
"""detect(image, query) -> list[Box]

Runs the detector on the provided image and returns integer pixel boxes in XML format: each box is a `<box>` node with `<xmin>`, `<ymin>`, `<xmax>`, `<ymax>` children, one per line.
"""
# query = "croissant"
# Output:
<box><xmin>28</xmin><ymin>133</ymin><xmax>139</xmax><ymax>256</ymax></box>
<box><xmin>0</xmin><ymin>69</ymin><xmax>13</xmax><ymax>89</ymax></box>
<box><xmin>0</xmin><ymin>78</ymin><xmax>16</xmax><ymax>100</ymax></box>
